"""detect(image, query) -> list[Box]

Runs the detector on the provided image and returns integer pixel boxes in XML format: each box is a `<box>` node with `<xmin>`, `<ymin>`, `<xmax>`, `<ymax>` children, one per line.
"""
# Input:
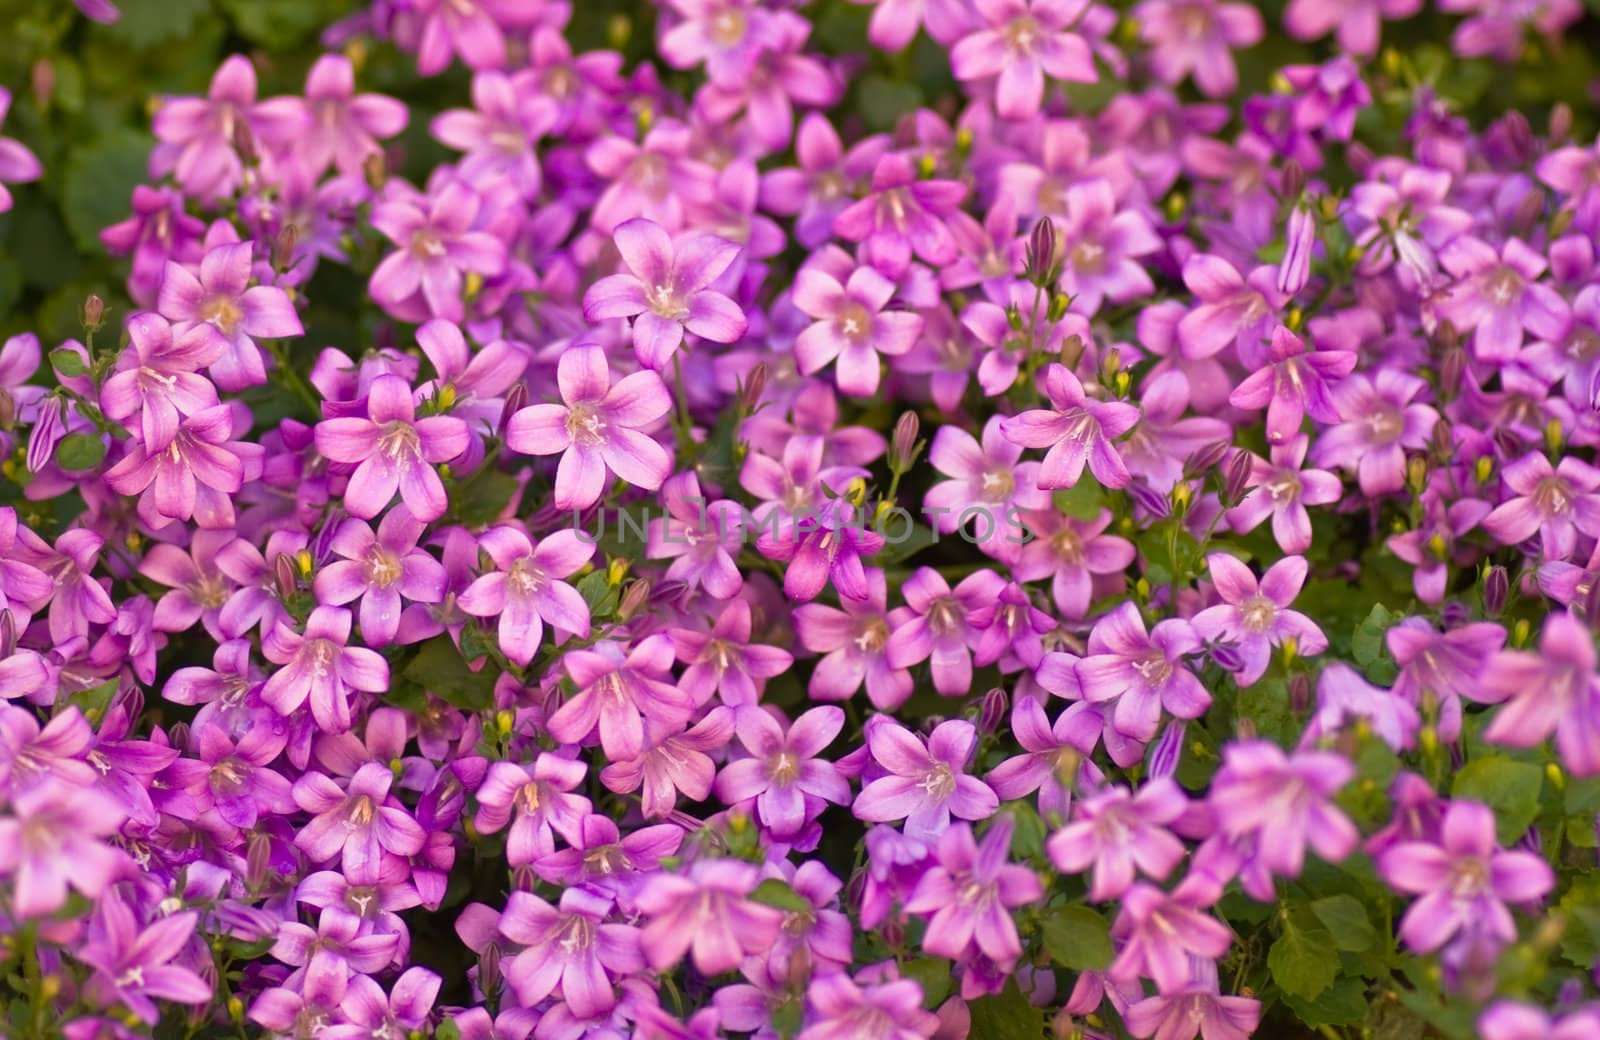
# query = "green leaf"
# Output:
<box><xmin>435</xmin><ymin>1021</ymin><xmax>463</xmax><ymax>1040</ymax></box>
<box><xmin>576</xmin><ymin>569</ymin><xmax>618</xmax><ymax>617</ymax></box>
<box><xmin>1309</xmin><ymin>895</ymin><xmax>1378</xmax><ymax>953</ymax></box>
<box><xmin>1269</xmin><ymin>920</ymin><xmax>1338</xmax><ymax>1001</ymax></box>
<box><xmin>1558</xmin><ymin>877</ymin><xmax>1600</xmax><ymax>968</ymax></box>
<box><xmin>401</xmin><ymin>638</ymin><xmax>499</xmax><ymax>711</ymax></box>
<box><xmin>1235</xmin><ymin>676</ymin><xmax>1292</xmax><ymax>745</ymax></box>
<box><xmin>1452</xmin><ymin>756</ymin><xmax>1543</xmax><ymax>845</ymax></box>
<box><xmin>748</xmin><ymin>878</ymin><xmax>810</xmax><ymax>913</ymax></box>
<box><xmin>104</xmin><ymin>0</ymin><xmax>214</xmax><ymax>48</ymax></box>
<box><xmin>49</xmin><ymin>348</ymin><xmax>88</xmax><ymax>376</ymax></box>
<box><xmin>451</xmin><ymin>469</ymin><xmax>521</xmax><ymax>527</ymax></box>
<box><xmin>1282</xmin><ymin>976</ymin><xmax>1368</xmax><ymax>1028</ymax></box>
<box><xmin>55</xmin><ymin>433</ymin><xmax>106</xmax><ymax>471</ymax></box>
<box><xmin>62</xmin><ymin>132</ymin><xmax>152</xmax><ymax>255</ymax></box>
<box><xmin>1053</xmin><ymin>480</ymin><xmax>1105</xmax><ymax>521</ymax></box>
<box><xmin>219</xmin><ymin>0</ymin><xmax>331</xmax><ymax>48</ymax></box>
<box><xmin>1040</xmin><ymin>905</ymin><xmax>1113</xmax><ymax>971</ymax></box>
<box><xmin>900</xmin><ymin>957</ymin><xmax>954</xmax><ymax>1010</ymax></box>
<box><xmin>1352</xmin><ymin>603</ymin><xmax>1393</xmax><ymax>667</ymax></box>
<box><xmin>63</xmin><ymin>678</ymin><xmax>119</xmax><ymax>723</ymax></box>
<box><xmin>966</xmin><ymin>978</ymin><xmax>1047</xmax><ymax>1040</ymax></box>
<box><xmin>856</xmin><ymin>75</ymin><xmax>921</xmax><ymax>133</ymax></box>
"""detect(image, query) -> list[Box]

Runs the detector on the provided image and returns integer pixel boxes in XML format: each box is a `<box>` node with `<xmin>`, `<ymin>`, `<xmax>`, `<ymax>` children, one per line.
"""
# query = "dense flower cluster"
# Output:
<box><xmin>2</xmin><ymin>0</ymin><xmax>1600</xmax><ymax>1038</ymax></box>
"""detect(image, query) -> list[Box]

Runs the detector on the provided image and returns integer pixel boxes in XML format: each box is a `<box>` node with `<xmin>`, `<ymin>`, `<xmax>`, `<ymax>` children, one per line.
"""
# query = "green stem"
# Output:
<box><xmin>268</xmin><ymin>339</ymin><xmax>321</xmax><ymax>416</ymax></box>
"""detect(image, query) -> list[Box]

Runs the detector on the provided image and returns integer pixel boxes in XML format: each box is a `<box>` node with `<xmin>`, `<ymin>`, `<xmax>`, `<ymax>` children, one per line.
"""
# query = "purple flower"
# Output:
<box><xmin>1076</xmin><ymin>603</ymin><xmax>1210</xmax><ymax>741</ymax></box>
<box><xmin>294</xmin><ymin>761</ymin><xmax>427</xmax><ymax>880</ymax></box>
<box><xmin>761</xmin><ymin>113</ymin><xmax>890</xmax><ymax>249</ymax></box>
<box><xmin>150</xmin><ymin>55</ymin><xmax>304</xmax><ymax>200</ymax></box>
<box><xmin>1176</xmin><ymin>255</ymin><xmax>1287</xmax><ymax>362</ymax></box>
<box><xmin>432</xmin><ymin>71</ymin><xmax>554</xmax><ymax>198</ymax></box>
<box><xmin>600</xmin><ymin>707</ymin><xmax>735</xmax><ymax>819</ymax></box>
<box><xmin>1311</xmin><ymin>370</ymin><xmax>1438</xmax><ymax>495</ymax></box>
<box><xmin>316</xmin><ymin>373</ymin><xmax>469</xmax><ymax>522</ymax></box>
<box><xmin>1047</xmin><ymin>778</ymin><xmax>1187</xmax><ymax>900</ymax></box>
<box><xmin>986</xmin><ymin>695</ymin><xmax>1103</xmax><ymax>819</ymax></box>
<box><xmin>313</xmin><ymin>507</ymin><xmax>447</xmax><ymax>647</ymax></box>
<box><xmin>1123</xmin><ymin>956</ymin><xmax>1262</xmax><ymax>1040</ymax></box>
<box><xmin>636</xmin><ymin>859</ymin><xmax>784</xmax><ymax>975</ymax></box>
<box><xmin>793</xmin><ymin>568</ymin><xmax>914</xmax><ymax>708</ymax></box>
<box><xmin>1224</xmin><ymin>437</ymin><xmax>1342</xmax><ymax>553</ymax></box>
<box><xmin>951</xmin><ymin>0</ymin><xmax>1097</xmax><ymax>120</ymax></box>
<box><xmin>158</xmin><ymin>243</ymin><xmax>304</xmax><ymax>392</ymax></box>
<box><xmin>584</xmin><ymin>218</ymin><xmax>748</xmax><ymax>369</ymax></box>
<box><xmin>80</xmin><ymin>895</ymin><xmax>211</xmax><ymax>1024</ymax></box>
<box><xmin>412</xmin><ymin>0</ymin><xmax>514</xmax><ymax>75</ymax></box>
<box><xmin>193</xmin><ymin>723</ymin><xmax>296</xmax><ymax>828</ymax></box>
<box><xmin>103</xmin><ymin>405</ymin><xmax>248</xmax><ymax>529</ymax></box>
<box><xmin>1001</xmin><ymin>364</ymin><xmax>1141</xmax><ymax>490</ymax></box>
<box><xmin>325</xmin><ymin>968</ymin><xmax>440</xmax><ymax>1040</ymax></box>
<box><xmin>1474</xmin><ymin>612</ymin><xmax>1600</xmax><ymax>775</ymax></box>
<box><xmin>800</xmin><ymin>972</ymin><xmax>940</xmax><ymax>1040</ymax></box>
<box><xmin>715</xmin><ymin>705</ymin><xmax>850</xmax><ymax>839</ymax></box>
<box><xmin>1437</xmin><ymin>236</ymin><xmax>1571</xmax><ymax>363</ymax></box>
<box><xmin>1482</xmin><ymin>452</ymin><xmax>1600</xmax><ymax>559</ymax></box>
<box><xmin>832</xmin><ymin>153</ymin><xmax>966</xmax><ymax>278</ymax></box>
<box><xmin>1284</xmin><ymin>0</ymin><xmax>1419</xmax><ymax>55</ymax></box>
<box><xmin>262</xmin><ymin>605</ymin><xmax>390</xmax><ymax>733</ymax></box>
<box><xmin>0</xmin><ymin>87</ymin><xmax>41</xmax><ymax>213</ymax></box>
<box><xmin>296</xmin><ymin>54</ymin><xmax>407</xmax><ymax>177</ymax></box>
<box><xmin>925</xmin><ymin>417</ymin><xmax>1050</xmax><ymax>565</ymax></box>
<box><xmin>853</xmin><ymin>717</ymin><xmax>999</xmax><ymax>838</ymax></box>
<box><xmin>1208</xmin><ymin>741</ymin><xmax>1359</xmax><ymax>886</ymax></box>
<box><xmin>1228</xmin><ymin>325</ymin><xmax>1356</xmax><ymax>444</ymax></box>
<box><xmin>547</xmin><ymin>635</ymin><xmax>695</xmax><ymax>761</ymax></box>
<box><xmin>99</xmin><ymin>313</ymin><xmax>222</xmax><ymax>452</ymax></box>
<box><xmin>457</xmin><ymin>527</ymin><xmax>592</xmax><ymax>667</ymax></box>
<box><xmin>793</xmin><ymin>259</ymin><xmax>925</xmax><ymax>397</ymax></box>
<box><xmin>1134</xmin><ymin>0</ymin><xmax>1263</xmax><ymax>98</ymax></box>
<box><xmin>1015</xmin><ymin>507</ymin><xmax>1136</xmax><ymax>617</ymax></box>
<box><xmin>755</xmin><ymin>498</ymin><xmax>886</xmax><ymax>603</ymax></box>
<box><xmin>1054</xmin><ymin>179</ymin><xmax>1163</xmax><ymax>314</ymax></box>
<box><xmin>1478</xmin><ymin>1002</ymin><xmax>1600</xmax><ymax>1040</ymax></box>
<box><xmin>1192</xmin><ymin>554</ymin><xmax>1327</xmax><ymax>685</ymax></box>
<box><xmin>1346</xmin><ymin>164</ymin><xmax>1471</xmax><ymax>289</ymax></box>
<box><xmin>270</xmin><ymin>908</ymin><xmax>400</xmax><ymax>1007</ymax></box>
<box><xmin>369</xmin><ymin>180</ymin><xmax>508</xmax><ymax>322</ymax></box>
<box><xmin>0</xmin><ymin>778</ymin><xmax>128</xmax><ymax>918</ymax></box>
<box><xmin>1387</xmin><ymin>619</ymin><xmax>1505</xmax><ymax>742</ymax></box>
<box><xmin>1304</xmin><ymin>663</ymin><xmax>1421</xmax><ymax>752</ymax></box>
<box><xmin>1108</xmin><ymin>879</ymin><xmax>1233</xmax><ymax>993</ymax></box>
<box><xmin>646</xmin><ymin>472</ymin><xmax>746</xmax><ymax>600</ymax></box>
<box><xmin>1379</xmin><ymin>800</ymin><xmax>1554</xmax><ymax>953</ymax></box>
<box><xmin>905</xmin><ymin>816</ymin><xmax>1043</xmax><ymax>964</ymax></box>
<box><xmin>473</xmin><ymin>755</ymin><xmax>592</xmax><ymax>864</ymax></box>
<box><xmin>1388</xmin><ymin>496</ymin><xmax>1491</xmax><ymax>604</ymax></box>
<box><xmin>671</xmin><ymin>599</ymin><xmax>794</xmax><ymax>707</ymax></box>
<box><xmin>500</xmin><ymin>888</ymin><xmax>644</xmax><ymax>1017</ymax></box>
<box><xmin>1439</xmin><ymin>0</ymin><xmax>1582</xmax><ymax>62</ymax></box>
<box><xmin>504</xmin><ymin>343</ymin><xmax>673</xmax><ymax>510</ymax></box>
<box><xmin>886</xmin><ymin>567</ymin><xmax>1005</xmax><ymax>696</ymax></box>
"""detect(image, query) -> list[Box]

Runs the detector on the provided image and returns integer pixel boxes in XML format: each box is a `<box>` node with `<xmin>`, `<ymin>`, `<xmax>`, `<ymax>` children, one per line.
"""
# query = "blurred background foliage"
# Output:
<box><xmin>0</xmin><ymin>0</ymin><xmax>1597</xmax><ymax>352</ymax></box>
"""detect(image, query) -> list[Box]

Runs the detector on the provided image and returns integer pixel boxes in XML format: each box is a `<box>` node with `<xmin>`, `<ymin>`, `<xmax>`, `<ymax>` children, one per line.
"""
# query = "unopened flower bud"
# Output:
<box><xmin>273</xmin><ymin>224</ymin><xmax>299</xmax><ymax>273</ymax></box>
<box><xmin>1478</xmin><ymin>566</ymin><xmax>1504</xmax><ymax>614</ymax></box>
<box><xmin>881</xmin><ymin>916</ymin><xmax>904</xmax><ymax>949</ymax></box>
<box><xmin>1148</xmin><ymin>721</ymin><xmax>1185</xmax><ymax>779</ymax></box>
<box><xmin>1185</xmin><ymin>440</ymin><xmax>1231</xmax><ymax>479</ymax></box>
<box><xmin>1583</xmin><ymin>580</ymin><xmax>1600</xmax><ymax>629</ymax></box>
<box><xmin>618</xmin><ymin>578</ymin><xmax>651</xmax><ymax>621</ymax></box>
<box><xmin>1024</xmin><ymin>219</ymin><xmax>1061</xmax><ymax>288</ymax></box>
<box><xmin>273</xmin><ymin>552</ymin><xmax>298</xmax><ymax>600</ymax></box>
<box><xmin>0</xmin><ymin>610</ymin><xmax>14</xmax><ymax>658</ymax></box>
<box><xmin>1500</xmin><ymin>111</ymin><xmax>1533</xmax><ymax>164</ymax></box>
<box><xmin>1545</xmin><ymin>418</ymin><xmax>1565</xmax><ymax>457</ymax></box>
<box><xmin>1280</xmin><ymin>159</ymin><xmax>1306</xmax><ymax>202</ymax></box>
<box><xmin>890</xmin><ymin>411</ymin><xmax>921</xmax><ymax>474</ymax></box>
<box><xmin>232</xmin><ymin>120</ymin><xmax>258</xmax><ymax>166</ymax></box>
<box><xmin>1235</xmin><ymin>717</ymin><xmax>1258</xmax><ymax>741</ymax></box>
<box><xmin>1288</xmin><ymin>673</ymin><xmax>1310</xmax><ymax>713</ymax></box>
<box><xmin>739</xmin><ymin>363</ymin><xmax>768</xmax><ymax>414</ymax></box>
<box><xmin>1406</xmin><ymin>456</ymin><xmax>1427</xmax><ymax>495</ymax></box>
<box><xmin>27</xmin><ymin>397</ymin><xmax>63</xmax><ymax>474</ymax></box>
<box><xmin>1098</xmin><ymin>348</ymin><xmax>1122</xmax><ymax>385</ymax></box>
<box><xmin>977</xmin><ymin>687</ymin><xmax>1008</xmax><ymax>734</ymax></box>
<box><xmin>82</xmin><ymin>293</ymin><xmax>106</xmax><ymax>332</ymax></box>
<box><xmin>479</xmin><ymin>943</ymin><xmax>503</xmax><ymax>996</ymax></box>
<box><xmin>1474</xmin><ymin>455</ymin><xmax>1494</xmax><ymax>486</ymax></box>
<box><xmin>1550</xmin><ymin>102</ymin><xmax>1573</xmax><ymax>143</ymax></box>
<box><xmin>786</xmin><ymin>946</ymin><xmax>813</xmax><ymax>988</ymax></box>
<box><xmin>499</xmin><ymin>383</ymin><xmax>528</xmax><ymax>439</ymax></box>
<box><xmin>1277</xmin><ymin>205</ymin><xmax>1316</xmax><ymax>297</ymax></box>
<box><xmin>246</xmin><ymin>833</ymin><xmax>274</xmax><ymax>889</ymax></box>
<box><xmin>31</xmin><ymin>59</ymin><xmax>54</xmax><ymax>109</ymax></box>
<box><xmin>0</xmin><ymin>389</ymin><xmax>15</xmax><ymax>430</ymax></box>
<box><xmin>1212</xmin><ymin>644</ymin><xmax>1245</xmax><ymax>672</ymax></box>
<box><xmin>1345</xmin><ymin>141</ymin><xmax>1374</xmax><ymax>177</ymax></box>
<box><xmin>1512</xmin><ymin>190</ymin><xmax>1545</xmax><ymax>237</ymax></box>
<box><xmin>511</xmin><ymin>864</ymin><xmax>539</xmax><ymax>891</ymax></box>
<box><xmin>1125</xmin><ymin>479</ymin><xmax>1169</xmax><ymax>519</ymax></box>
<box><xmin>1512</xmin><ymin>617</ymin><xmax>1531</xmax><ymax>647</ymax></box>
<box><xmin>364</xmin><ymin>151</ymin><xmax>387</xmax><ymax>189</ymax></box>
<box><xmin>1223</xmin><ymin>448</ymin><xmax>1252</xmax><ymax>504</ymax></box>
<box><xmin>1058</xmin><ymin>333</ymin><xmax>1085</xmax><ymax>368</ymax></box>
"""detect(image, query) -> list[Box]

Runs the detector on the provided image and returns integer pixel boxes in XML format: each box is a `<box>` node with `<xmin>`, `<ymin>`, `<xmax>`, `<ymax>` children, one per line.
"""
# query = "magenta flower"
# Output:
<box><xmin>1475</xmin><ymin>612</ymin><xmax>1600</xmax><ymax>776</ymax></box>
<box><xmin>886</xmin><ymin>567</ymin><xmax>1005</xmax><ymax>696</ymax></box>
<box><xmin>761</xmin><ymin>113</ymin><xmax>890</xmax><ymax>249</ymax></box>
<box><xmin>505</xmin><ymin>343</ymin><xmax>673</xmax><ymax>510</ymax></box>
<box><xmin>1224</xmin><ymin>436</ymin><xmax>1342</xmax><ymax>554</ymax></box>
<box><xmin>474</xmin><ymin>755</ymin><xmax>592</xmax><ymax>865</ymax></box>
<box><xmin>986</xmin><ymin>695</ymin><xmax>1103</xmax><ymax>819</ymax></box>
<box><xmin>150</xmin><ymin>55</ymin><xmax>305</xmax><ymax>200</ymax></box>
<box><xmin>715</xmin><ymin>705</ymin><xmax>850</xmax><ymax>839</ymax></box>
<box><xmin>645</xmin><ymin>471</ymin><xmax>746</xmax><ymax>600</ymax></box>
<box><xmin>0</xmin><ymin>87</ymin><xmax>41</xmax><ymax>213</ymax></box>
<box><xmin>1108</xmin><ymin>879</ymin><xmax>1234</xmax><ymax>993</ymax></box>
<box><xmin>547</xmin><ymin>635</ymin><xmax>695</xmax><ymax>761</ymax></box>
<box><xmin>584</xmin><ymin>218</ymin><xmax>748</xmax><ymax>369</ymax></box>
<box><xmin>1176</xmin><ymin>255</ymin><xmax>1288</xmax><ymax>362</ymax></box>
<box><xmin>193</xmin><ymin>723</ymin><xmax>296</xmax><ymax>829</ymax></box>
<box><xmin>369</xmin><ymin>180</ymin><xmax>508</xmax><ymax>322</ymax></box>
<box><xmin>1228</xmin><ymin>325</ymin><xmax>1356</xmax><ymax>444</ymax></box>
<box><xmin>457</xmin><ymin>527</ymin><xmax>592</xmax><ymax>667</ymax></box>
<box><xmin>1048</xmin><ymin>778</ymin><xmax>1188</xmax><ymax>900</ymax></box>
<box><xmin>104</xmin><ymin>404</ymin><xmax>248</xmax><ymax>529</ymax></box>
<box><xmin>636</xmin><ymin>859</ymin><xmax>784</xmax><ymax>975</ymax></box>
<box><xmin>793</xmin><ymin>568</ymin><xmax>915</xmax><ymax>709</ymax></box>
<box><xmin>1437</xmin><ymin>236</ymin><xmax>1571</xmax><ymax>363</ymax></box>
<box><xmin>853</xmin><ymin>717</ymin><xmax>999</xmax><ymax>838</ymax></box>
<box><xmin>79</xmin><ymin>896</ymin><xmax>211</xmax><ymax>1024</ymax></box>
<box><xmin>671</xmin><ymin>599</ymin><xmax>793</xmax><ymax>707</ymax></box>
<box><xmin>832</xmin><ymin>153</ymin><xmax>966</xmax><ymax>278</ymax></box>
<box><xmin>261</xmin><ymin>605</ymin><xmax>390</xmax><ymax>733</ymax></box>
<box><xmin>98</xmin><ymin>313</ymin><xmax>222</xmax><ymax>453</ymax></box>
<box><xmin>1134</xmin><ymin>0</ymin><xmax>1262</xmax><ymax>97</ymax></box>
<box><xmin>1015</xmin><ymin>507</ymin><xmax>1136</xmax><ymax>617</ymax></box>
<box><xmin>313</xmin><ymin>507</ymin><xmax>447</xmax><ymax>647</ymax></box>
<box><xmin>316</xmin><ymin>374</ymin><xmax>469</xmax><ymax>522</ymax></box>
<box><xmin>1001</xmin><ymin>363</ymin><xmax>1141</xmax><ymax>490</ymax></box>
<box><xmin>1478</xmin><ymin>1003</ymin><xmax>1600</xmax><ymax>1040</ymax></box>
<box><xmin>1054</xmin><ymin>178</ymin><xmax>1163</xmax><ymax>314</ymax></box>
<box><xmin>1284</xmin><ymin>0</ymin><xmax>1419</xmax><ymax>55</ymax></box>
<box><xmin>792</xmin><ymin>260</ymin><xmax>924</xmax><ymax>397</ymax></box>
<box><xmin>950</xmin><ymin>0</ymin><xmax>1097</xmax><ymax>121</ymax></box>
<box><xmin>293</xmin><ymin>762</ymin><xmax>427</xmax><ymax>879</ymax></box>
<box><xmin>1209</xmin><ymin>741</ymin><xmax>1359</xmax><ymax>885</ymax></box>
<box><xmin>1387</xmin><ymin>619</ymin><xmax>1504</xmax><ymax>742</ymax></box>
<box><xmin>0</xmin><ymin>778</ymin><xmax>128</xmax><ymax>919</ymax></box>
<box><xmin>600</xmin><ymin>707</ymin><xmax>735</xmax><ymax>819</ymax></box>
<box><xmin>905</xmin><ymin>816</ymin><xmax>1043</xmax><ymax>964</ymax></box>
<box><xmin>1482</xmin><ymin>452</ymin><xmax>1600</xmax><ymax>560</ymax></box>
<box><xmin>1192</xmin><ymin>553</ymin><xmax>1327</xmax><ymax>685</ymax></box>
<box><xmin>412</xmin><ymin>0</ymin><xmax>514</xmax><ymax>75</ymax></box>
<box><xmin>432</xmin><ymin>71</ymin><xmax>554</xmax><ymax>198</ymax></box>
<box><xmin>500</xmin><ymin>888</ymin><xmax>643</xmax><ymax>1017</ymax></box>
<box><xmin>799</xmin><ymin>973</ymin><xmax>940</xmax><ymax>1040</ymax></box>
<box><xmin>296</xmin><ymin>54</ymin><xmax>407</xmax><ymax>177</ymax></box>
<box><xmin>755</xmin><ymin>498</ymin><xmax>886</xmax><ymax>603</ymax></box>
<box><xmin>1077</xmin><ymin>603</ymin><xmax>1210</xmax><ymax>741</ymax></box>
<box><xmin>269</xmin><ymin>908</ymin><xmax>401</xmax><ymax>1007</ymax></box>
<box><xmin>925</xmin><ymin>417</ymin><xmax>1049</xmax><ymax>565</ymax></box>
<box><xmin>1312</xmin><ymin>370</ymin><xmax>1438</xmax><ymax>495</ymax></box>
<box><xmin>1378</xmin><ymin>800</ymin><xmax>1554</xmax><ymax>953</ymax></box>
<box><xmin>1123</xmin><ymin>957</ymin><xmax>1262</xmax><ymax>1040</ymax></box>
